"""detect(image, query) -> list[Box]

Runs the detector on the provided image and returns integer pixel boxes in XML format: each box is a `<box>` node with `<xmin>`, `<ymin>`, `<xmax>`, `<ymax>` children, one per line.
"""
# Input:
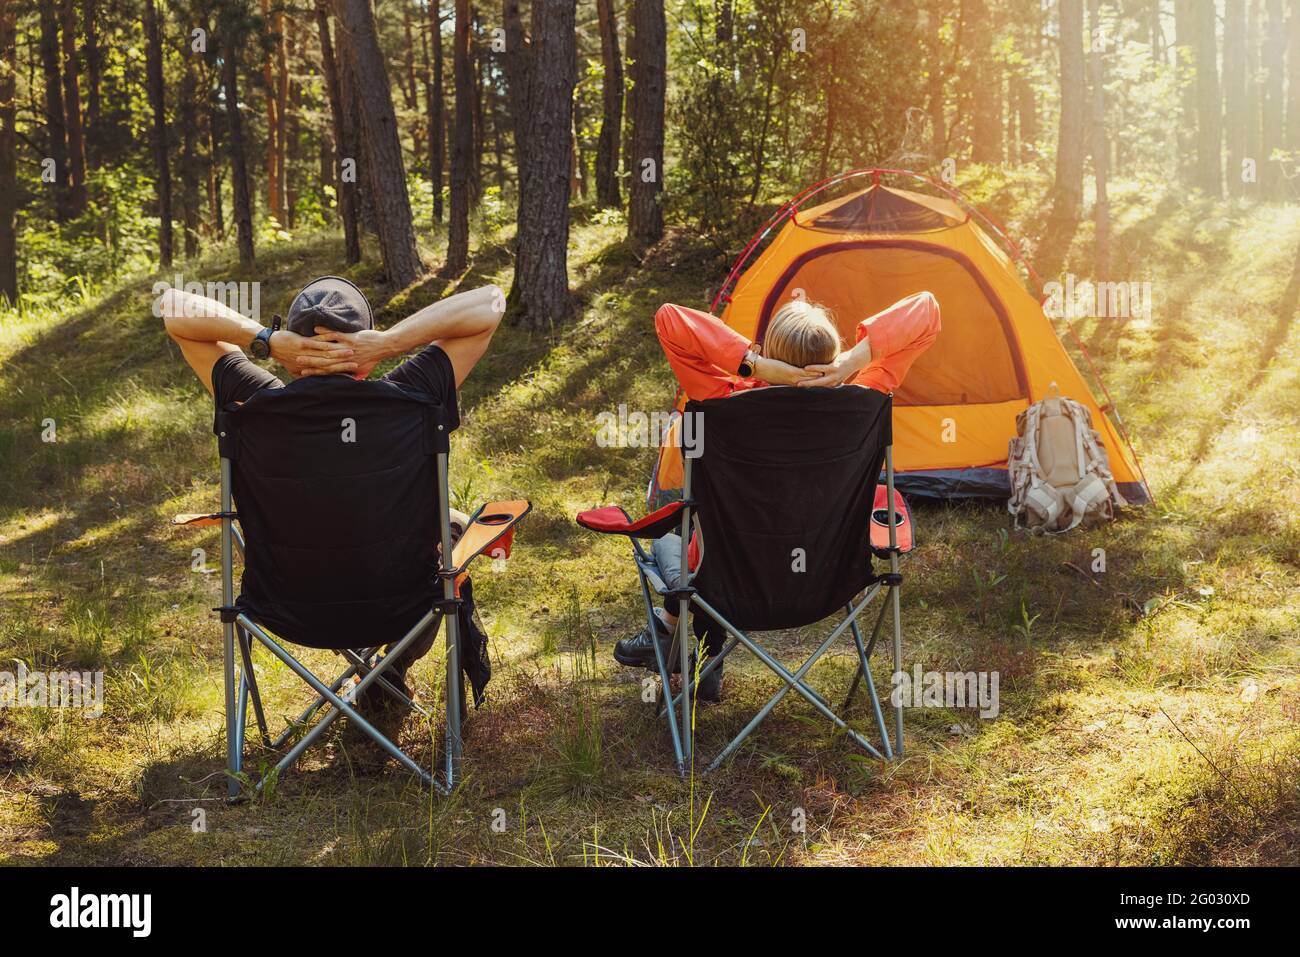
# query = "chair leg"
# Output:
<box><xmin>236</xmin><ymin>626</ymin><xmax>272</xmax><ymax>748</ymax></box>
<box><xmin>843</xmin><ymin>601</ymin><xmax>893</xmax><ymax>760</ymax></box>
<box><xmin>339</xmin><ymin>648</ymin><xmax>431</xmax><ymax>718</ymax></box>
<box><xmin>241</xmin><ymin>615</ymin><xmax>440</xmax><ymax>792</ymax></box>
<box><xmin>638</xmin><ymin>565</ymin><xmax>685</xmax><ymax>774</ymax></box>
<box><xmin>269</xmin><ymin>647</ymin><xmax>381</xmax><ymax>750</ymax></box>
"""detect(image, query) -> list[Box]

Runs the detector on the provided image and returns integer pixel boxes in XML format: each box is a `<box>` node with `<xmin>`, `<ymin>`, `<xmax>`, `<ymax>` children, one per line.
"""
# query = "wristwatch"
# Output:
<box><xmin>248</xmin><ymin>315</ymin><xmax>282</xmax><ymax>360</ymax></box>
<box><xmin>737</xmin><ymin>348</ymin><xmax>761</xmax><ymax>378</ymax></box>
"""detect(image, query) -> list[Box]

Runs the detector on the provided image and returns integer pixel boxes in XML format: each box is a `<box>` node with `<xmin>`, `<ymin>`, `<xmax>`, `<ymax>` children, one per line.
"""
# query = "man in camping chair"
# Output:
<box><xmin>578</xmin><ymin>292</ymin><xmax>938</xmax><ymax>771</ymax></box>
<box><xmin>161</xmin><ymin>277</ymin><xmax>526</xmax><ymax>793</ymax></box>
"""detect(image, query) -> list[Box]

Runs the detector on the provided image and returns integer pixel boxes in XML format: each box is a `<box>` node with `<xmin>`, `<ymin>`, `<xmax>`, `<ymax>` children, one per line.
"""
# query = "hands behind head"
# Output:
<box><xmin>304</xmin><ymin>326</ymin><xmax>391</xmax><ymax>380</ymax></box>
<box><xmin>752</xmin><ymin>346</ymin><xmax>868</xmax><ymax>388</ymax></box>
<box><xmin>269</xmin><ymin>329</ymin><xmax>358</xmax><ymax>378</ymax></box>
<box><xmin>797</xmin><ymin>347</ymin><xmax>870</xmax><ymax>388</ymax></box>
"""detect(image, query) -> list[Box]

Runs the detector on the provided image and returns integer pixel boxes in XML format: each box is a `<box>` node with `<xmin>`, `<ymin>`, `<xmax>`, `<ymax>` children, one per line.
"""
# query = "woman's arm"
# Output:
<box><xmin>800</xmin><ymin>292</ymin><xmax>941</xmax><ymax>392</ymax></box>
<box><xmin>308</xmin><ymin>284</ymin><xmax>505</xmax><ymax>386</ymax></box>
<box><xmin>655</xmin><ymin>302</ymin><xmax>813</xmax><ymax>399</ymax></box>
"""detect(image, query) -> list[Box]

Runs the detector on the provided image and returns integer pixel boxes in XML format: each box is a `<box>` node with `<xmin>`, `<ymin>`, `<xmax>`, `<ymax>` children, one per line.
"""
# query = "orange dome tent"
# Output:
<box><xmin>651</xmin><ymin>168</ymin><xmax>1151</xmax><ymax>506</ymax></box>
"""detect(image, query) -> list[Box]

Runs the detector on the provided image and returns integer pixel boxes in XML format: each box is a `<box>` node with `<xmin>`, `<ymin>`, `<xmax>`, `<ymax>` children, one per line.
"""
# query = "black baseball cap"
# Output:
<box><xmin>284</xmin><ymin>276</ymin><xmax>374</xmax><ymax>337</ymax></box>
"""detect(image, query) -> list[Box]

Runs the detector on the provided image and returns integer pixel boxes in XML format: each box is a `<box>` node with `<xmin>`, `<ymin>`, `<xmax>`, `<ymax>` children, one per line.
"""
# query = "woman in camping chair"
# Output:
<box><xmin>613</xmin><ymin>292</ymin><xmax>941</xmax><ymax>701</ymax></box>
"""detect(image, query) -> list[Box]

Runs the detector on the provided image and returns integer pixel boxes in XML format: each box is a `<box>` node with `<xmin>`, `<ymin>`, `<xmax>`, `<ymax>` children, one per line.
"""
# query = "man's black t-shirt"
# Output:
<box><xmin>211</xmin><ymin>344</ymin><xmax>460</xmax><ymax>430</ymax></box>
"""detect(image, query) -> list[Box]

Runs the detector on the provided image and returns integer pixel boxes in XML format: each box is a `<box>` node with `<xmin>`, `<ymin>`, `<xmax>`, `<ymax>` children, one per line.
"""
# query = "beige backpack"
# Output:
<box><xmin>1007</xmin><ymin>387</ymin><xmax>1127</xmax><ymax>533</ymax></box>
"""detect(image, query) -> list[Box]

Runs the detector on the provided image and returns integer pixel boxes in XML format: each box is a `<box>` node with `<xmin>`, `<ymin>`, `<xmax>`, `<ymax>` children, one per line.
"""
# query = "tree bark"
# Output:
<box><xmin>626</xmin><ymin>0</ymin><xmax>664</xmax><ymax>250</ymax></box>
<box><xmin>276</xmin><ymin>7</ymin><xmax>290</xmax><ymax>226</ymax></box>
<box><xmin>1246</xmin><ymin>0</ymin><xmax>1263</xmax><ymax>190</ymax></box>
<box><xmin>1088</xmin><ymin>0</ymin><xmax>1109</xmax><ymax>279</ymax></box>
<box><xmin>446</xmin><ymin>0</ymin><xmax>473</xmax><ymax>273</ymax></box>
<box><xmin>82</xmin><ymin>0</ymin><xmax>100</xmax><ymax>155</ymax></box>
<box><xmin>336</xmin><ymin>0</ymin><xmax>424</xmax><ymax>288</ymax></box>
<box><xmin>60</xmin><ymin>0</ymin><xmax>87</xmax><ymax>214</ymax></box>
<box><xmin>595</xmin><ymin>0</ymin><xmax>623</xmax><ymax>207</ymax></box>
<box><xmin>143</xmin><ymin>0</ymin><xmax>173</xmax><ymax>265</ymax></box>
<box><xmin>1224</xmin><ymin>0</ymin><xmax>1246</xmax><ymax>196</ymax></box>
<box><xmin>0</xmin><ymin>1</ymin><xmax>17</xmax><ymax>302</ymax></box>
<box><xmin>1192</xmin><ymin>0</ymin><xmax>1221</xmax><ymax>195</ymax></box>
<box><xmin>1039</xmin><ymin>0</ymin><xmax>1085</xmax><ymax>279</ymax></box>
<box><xmin>180</xmin><ymin>56</ymin><xmax>201</xmax><ymax>258</ymax></box>
<box><xmin>222</xmin><ymin>25</ymin><xmax>256</xmax><ymax>265</ymax></box>
<box><xmin>38</xmin><ymin>1</ymin><xmax>70</xmax><ymax>221</ymax></box>
<box><xmin>1264</xmin><ymin>0</ymin><xmax>1286</xmax><ymax>196</ymax></box>
<box><xmin>968</xmin><ymin>0</ymin><xmax>1002</xmax><ymax>163</ymax></box>
<box><xmin>503</xmin><ymin>0</ymin><xmax>576</xmax><ymax>327</ymax></box>
<box><xmin>425</xmin><ymin>0</ymin><xmax>445</xmax><ymax>224</ymax></box>
<box><xmin>317</xmin><ymin>0</ymin><xmax>360</xmax><ymax>261</ymax></box>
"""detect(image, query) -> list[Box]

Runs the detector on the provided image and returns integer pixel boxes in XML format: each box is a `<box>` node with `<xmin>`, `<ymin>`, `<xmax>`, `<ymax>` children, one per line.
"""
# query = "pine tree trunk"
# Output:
<box><xmin>60</xmin><ymin>0</ymin><xmax>87</xmax><ymax>215</ymax></box>
<box><xmin>38</xmin><ymin>1</ymin><xmax>70</xmax><ymax>221</ymax></box>
<box><xmin>1224</xmin><ymin>0</ymin><xmax>1246</xmax><ymax>196</ymax></box>
<box><xmin>504</xmin><ymin>0</ymin><xmax>576</xmax><ymax>328</ymax></box>
<box><xmin>1264</xmin><ymin>0</ymin><xmax>1286</xmax><ymax>196</ymax></box>
<box><xmin>1193</xmin><ymin>0</ymin><xmax>1221</xmax><ymax>195</ymax></box>
<box><xmin>1088</xmin><ymin>0</ymin><xmax>1109</xmax><ymax>279</ymax></box>
<box><xmin>594</xmin><ymin>0</ymin><xmax>623</xmax><ymax>207</ymax></box>
<box><xmin>1288</xmin><ymin>0</ymin><xmax>1300</xmax><ymax>149</ymax></box>
<box><xmin>626</xmin><ymin>0</ymin><xmax>664</xmax><ymax>250</ymax></box>
<box><xmin>276</xmin><ymin>8</ymin><xmax>290</xmax><ymax>226</ymax></box>
<box><xmin>180</xmin><ymin>57</ymin><xmax>201</xmax><ymax>258</ymax></box>
<box><xmin>143</xmin><ymin>0</ymin><xmax>173</xmax><ymax>265</ymax></box>
<box><xmin>1039</xmin><ymin>0</ymin><xmax>1085</xmax><ymax>279</ymax></box>
<box><xmin>446</xmin><ymin>0</ymin><xmax>473</xmax><ymax>273</ymax></box>
<box><xmin>82</xmin><ymin>0</ymin><xmax>100</xmax><ymax>156</ymax></box>
<box><xmin>222</xmin><ymin>31</ymin><xmax>256</xmax><ymax>265</ymax></box>
<box><xmin>337</xmin><ymin>0</ymin><xmax>424</xmax><ymax>288</ymax></box>
<box><xmin>316</xmin><ymin>0</ymin><xmax>360</xmax><ymax>262</ymax></box>
<box><xmin>206</xmin><ymin>95</ymin><xmax>225</xmax><ymax>239</ymax></box>
<box><xmin>425</xmin><ymin>0</ymin><xmax>445</xmax><ymax>224</ymax></box>
<box><xmin>1246</xmin><ymin>0</ymin><xmax>1262</xmax><ymax>189</ymax></box>
<box><xmin>969</xmin><ymin>0</ymin><xmax>1002</xmax><ymax>164</ymax></box>
<box><xmin>0</xmin><ymin>1</ymin><xmax>18</xmax><ymax>302</ymax></box>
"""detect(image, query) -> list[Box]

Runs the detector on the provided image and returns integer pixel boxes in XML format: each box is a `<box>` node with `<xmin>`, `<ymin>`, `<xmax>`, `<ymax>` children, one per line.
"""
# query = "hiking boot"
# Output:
<box><xmin>613</xmin><ymin>609</ymin><xmax>676</xmax><ymax>669</ymax></box>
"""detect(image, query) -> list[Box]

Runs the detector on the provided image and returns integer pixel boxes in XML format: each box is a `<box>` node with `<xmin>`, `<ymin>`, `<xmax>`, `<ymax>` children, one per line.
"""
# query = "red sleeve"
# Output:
<box><xmin>848</xmin><ymin>291</ymin><xmax>941</xmax><ymax>393</ymax></box>
<box><xmin>655</xmin><ymin>303</ymin><xmax>751</xmax><ymax>401</ymax></box>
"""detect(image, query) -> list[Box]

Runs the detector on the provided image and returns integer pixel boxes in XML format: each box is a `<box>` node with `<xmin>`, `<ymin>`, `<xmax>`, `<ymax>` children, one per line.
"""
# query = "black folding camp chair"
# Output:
<box><xmin>578</xmin><ymin>386</ymin><xmax>912</xmax><ymax>774</ymax></box>
<box><xmin>173</xmin><ymin>376</ymin><xmax>528</xmax><ymax>799</ymax></box>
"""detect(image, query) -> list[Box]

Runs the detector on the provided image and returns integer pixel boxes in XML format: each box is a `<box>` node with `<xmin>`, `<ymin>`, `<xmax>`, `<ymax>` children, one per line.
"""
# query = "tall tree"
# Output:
<box><xmin>502</xmin><ymin>0</ymin><xmax>577</xmax><ymax>326</ymax></box>
<box><xmin>261</xmin><ymin>0</ymin><xmax>281</xmax><ymax>225</ymax></box>
<box><xmin>38</xmin><ymin>1</ymin><xmax>70</xmax><ymax>221</ymax></box>
<box><xmin>82</xmin><ymin>0</ymin><xmax>101</xmax><ymax>154</ymax></box>
<box><xmin>1288</xmin><ymin>0</ymin><xmax>1300</xmax><ymax>150</ymax></box>
<box><xmin>1264</xmin><ymin>0</ymin><xmax>1287</xmax><ymax>196</ymax></box>
<box><xmin>968</xmin><ymin>0</ymin><xmax>1002</xmax><ymax>163</ymax></box>
<box><xmin>424</xmin><ymin>0</ymin><xmax>445</xmax><ymax>224</ymax></box>
<box><xmin>1088</xmin><ymin>0</ymin><xmax>1109</xmax><ymax>278</ymax></box>
<box><xmin>0</xmin><ymin>0</ymin><xmax>17</xmax><ymax>302</ymax></box>
<box><xmin>594</xmin><ymin>0</ymin><xmax>622</xmax><ymax>207</ymax></box>
<box><xmin>1245</xmin><ymin>0</ymin><xmax>1263</xmax><ymax>193</ymax></box>
<box><xmin>336</xmin><ymin>0</ymin><xmax>424</xmax><ymax>288</ymax></box>
<box><xmin>1224</xmin><ymin>0</ymin><xmax>1247</xmax><ymax>196</ymax></box>
<box><xmin>446</xmin><ymin>0</ymin><xmax>473</xmax><ymax>273</ymax></box>
<box><xmin>220</xmin><ymin>4</ymin><xmax>256</xmax><ymax>266</ymax></box>
<box><xmin>316</xmin><ymin>0</ymin><xmax>360</xmax><ymax>261</ymax></box>
<box><xmin>180</xmin><ymin>56</ymin><xmax>201</xmax><ymax>257</ymax></box>
<box><xmin>1039</xmin><ymin>0</ymin><xmax>1085</xmax><ymax>278</ymax></box>
<box><xmin>626</xmin><ymin>0</ymin><xmax>664</xmax><ymax>250</ymax></box>
<box><xmin>60</xmin><ymin>0</ymin><xmax>87</xmax><ymax>214</ymax></box>
<box><xmin>143</xmin><ymin>0</ymin><xmax>174</xmax><ymax>265</ymax></box>
<box><xmin>1192</xmin><ymin>0</ymin><xmax>1221</xmax><ymax>195</ymax></box>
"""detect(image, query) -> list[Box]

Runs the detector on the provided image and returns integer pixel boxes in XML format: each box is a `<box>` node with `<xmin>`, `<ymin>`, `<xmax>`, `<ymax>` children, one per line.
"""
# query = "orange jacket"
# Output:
<box><xmin>654</xmin><ymin>291</ymin><xmax>941</xmax><ymax>401</ymax></box>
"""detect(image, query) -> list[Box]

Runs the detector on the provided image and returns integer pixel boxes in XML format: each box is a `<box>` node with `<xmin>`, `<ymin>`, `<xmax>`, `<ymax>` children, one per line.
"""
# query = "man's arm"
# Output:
<box><xmin>159</xmin><ymin>288</ymin><xmax>357</xmax><ymax>395</ymax></box>
<box><xmin>308</xmin><ymin>284</ymin><xmax>505</xmax><ymax>387</ymax></box>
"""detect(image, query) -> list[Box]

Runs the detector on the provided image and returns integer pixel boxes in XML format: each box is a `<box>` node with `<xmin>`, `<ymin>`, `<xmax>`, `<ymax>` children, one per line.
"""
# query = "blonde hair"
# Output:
<box><xmin>763</xmin><ymin>300</ymin><xmax>840</xmax><ymax>367</ymax></box>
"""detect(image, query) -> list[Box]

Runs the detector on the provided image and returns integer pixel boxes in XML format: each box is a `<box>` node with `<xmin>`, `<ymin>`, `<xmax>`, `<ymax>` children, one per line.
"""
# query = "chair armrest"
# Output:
<box><xmin>171</xmin><ymin>512</ymin><xmax>234</xmax><ymax>527</ymax></box>
<box><xmin>870</xmin><ymin>487</ymin><xmax>914</xmax><ymax>556</ymax></box>
<box><xmin>448</xmin><ymin>500</ymin><xmax>531</xmax><ymax>576</ymax></box>
<box><xmin>575</xmin><ymin>500</ymin><xmax>687</xmax><ymax>539</ymax></box>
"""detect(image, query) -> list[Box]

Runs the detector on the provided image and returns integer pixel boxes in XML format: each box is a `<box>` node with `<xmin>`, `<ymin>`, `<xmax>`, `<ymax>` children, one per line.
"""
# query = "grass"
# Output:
<box><xmin>1</xmin><ymin>183</ymin><xmax>1298</xmax><ymax>866</ymax></box>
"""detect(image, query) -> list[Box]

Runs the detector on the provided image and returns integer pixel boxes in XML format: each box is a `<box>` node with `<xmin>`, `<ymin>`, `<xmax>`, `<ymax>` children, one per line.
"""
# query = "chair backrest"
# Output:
<box><xmin>686</xmin><ymin>385</ymin><xmax>891</xmax><ymax>630</ymax></box>
<box><xmin>215</xmin><ymin>375</ymin><xmax>453</xmax><ymax>649</ymax></box>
